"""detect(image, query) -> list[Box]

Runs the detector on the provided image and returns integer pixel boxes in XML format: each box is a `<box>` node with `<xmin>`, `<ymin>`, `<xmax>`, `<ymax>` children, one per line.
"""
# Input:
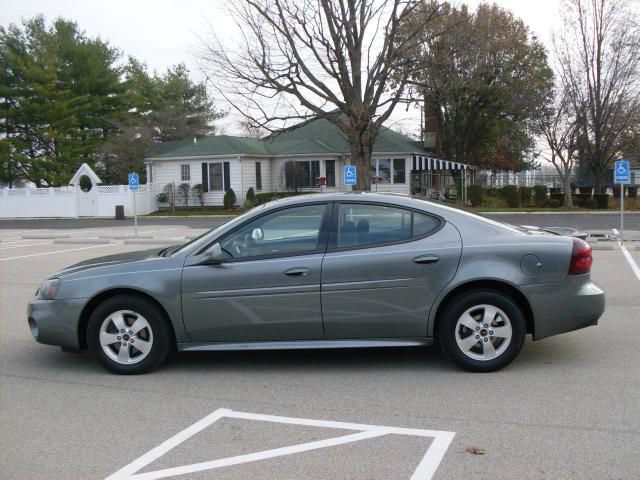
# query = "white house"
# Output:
<box><xmin>145</xmin><ymin>116</ymin><xmax>472</xmax><ymax>206</ymax></box>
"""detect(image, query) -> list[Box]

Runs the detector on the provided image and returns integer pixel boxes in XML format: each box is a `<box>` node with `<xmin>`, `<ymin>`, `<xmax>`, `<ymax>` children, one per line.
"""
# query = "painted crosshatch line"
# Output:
<box><xmin>105</xmin><ymin>408</ymin><xmax>455</xmax><ymax>480</ymax></box>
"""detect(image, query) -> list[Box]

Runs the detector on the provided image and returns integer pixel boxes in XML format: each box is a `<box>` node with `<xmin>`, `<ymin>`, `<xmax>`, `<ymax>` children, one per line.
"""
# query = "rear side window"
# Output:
<box><xmin>334</xmin><ymin>203</ymin><xmax>441</xmax><ymax>249</ymax></box>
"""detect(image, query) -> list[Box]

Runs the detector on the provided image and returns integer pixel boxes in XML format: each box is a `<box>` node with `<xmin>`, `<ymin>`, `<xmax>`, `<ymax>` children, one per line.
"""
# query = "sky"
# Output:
<box><xmin>1</xmin><ymin>0</ymin><xmax>566</xmax><ymax>136</ymax></box>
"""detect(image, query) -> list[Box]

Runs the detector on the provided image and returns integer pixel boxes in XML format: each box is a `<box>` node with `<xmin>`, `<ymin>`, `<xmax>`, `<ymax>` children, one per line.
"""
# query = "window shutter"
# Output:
<box><xmin>223</xmin><ymin>162</ymin><xmax>231</xmax><ymax>192</ymax></box>
<box><xmin>201</xmin><ymin>163</ymin><xmax>208</xmax><ymax>192</ymax></box>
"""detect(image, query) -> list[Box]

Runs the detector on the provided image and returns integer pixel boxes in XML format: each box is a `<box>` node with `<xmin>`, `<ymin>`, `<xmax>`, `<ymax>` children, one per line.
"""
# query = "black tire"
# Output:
<box><xmin>438</xmin><ymin>290</ymin><xmax>526</xmax><ymax>372</ymax></box>
<box><xmin>87</xmin><ymin>294</ymin><xmax>172</xmax><ymax>374</ymax></box>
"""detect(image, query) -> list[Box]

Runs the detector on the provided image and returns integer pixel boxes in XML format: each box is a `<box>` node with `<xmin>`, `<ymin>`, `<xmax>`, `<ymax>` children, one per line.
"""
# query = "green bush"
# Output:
<box><xmin>223</xmin><ymin>188</ymin><xmax>236</xmax><ymax>209</ymax></box>
<box><xmin>533</xmin><ymin>185</ymin><xmax>548</xmax><ymax>206</ymax></box>
<box><xmin>245</xmin><ymin>187</ymin><xmax>256</xmax><ymax>208</ymax></box>
<box><xmin>519</xmin><ymin>186</ymin><xmax>532</xmax><ymax>206</ymax></box>
<box><xmin>594</xmin><ymin>193</ymin><xmax>609</xmax><ymax>209</ymax></box>
<box><xmin>572</xmin><ymin>193</ymin><xmax>591</xmax><ymax>208</ymax></box>
<box><xmin>501</xmin><ymin>185</ymin><xmax>519</xmax><ymax>207</ymax></box>
<box><xmin>547</xmin><ymin>199</ymin><xmax>561</xmax><ymax>208</ymax></box>
<box><xmin>550</xmin><ymin>192</ymin><xmax>564</xmax><ymax>205</ymax></box>
<box><xmin>584</xmin><ymin>197</ymin><xmax>598</xmax><ymax>209</ymax></box>
<box><xmin>468</xmin><ymin>184</ymin><xmax>484</xmax><ymax>207</ymax></box>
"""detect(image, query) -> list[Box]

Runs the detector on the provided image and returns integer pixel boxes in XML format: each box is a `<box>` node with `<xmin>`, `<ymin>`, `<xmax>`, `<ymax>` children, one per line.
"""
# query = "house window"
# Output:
<box><xmin>325</xmin><ymin>160</ymin><xmax>336</xmax><ymax>187</ymax></box>
<box><xmin>209</xmin><ymin>163</ymin><xmax>224</xmax><ymax>191</ymax></box>
<box><xmin>255</xmin><ymin>162</ymin><xmax>262</xmax><ymax>191</ymax></box>
<box><xmin>370</xmin><ymin>158</ymin><xmax>406</xmax><ymax>184</ymax></box>
<box><xmin>393</xmin><ymin>159</ymin><xmax>406</xmax><ymax>184</ymax></box>
<box><xmin>181</xmin><ymin>164</ymin><xmax>190</xmax><ymax>181</ymax></box>
<box><xmin>285</xmin><ymin>160</ymin><xmax>320</xmax><ymax>189</ymax></box>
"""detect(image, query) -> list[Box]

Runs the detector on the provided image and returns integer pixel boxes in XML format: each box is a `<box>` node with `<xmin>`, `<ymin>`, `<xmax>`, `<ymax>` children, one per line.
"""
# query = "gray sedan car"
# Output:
<box><xmin>28</xmin><ymin>193</ymin><xmax>605</xmax><ymax>374</ymax></box>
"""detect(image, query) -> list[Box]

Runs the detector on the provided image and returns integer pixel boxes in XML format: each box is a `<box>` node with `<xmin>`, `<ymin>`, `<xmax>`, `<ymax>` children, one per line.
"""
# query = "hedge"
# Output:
<box><xmin>533</xmin><ymin>185</ymin><xmax>548</xmax><ymax>206</ymax></box>
<box><xmin>519</xmin><ymin>186</ymin><xmax>532</xmax><ymax>206</ymax></box>
<box><xmin>468</xmin><ymin>184</ymin><xmax>483</xmax><ymax>207</ymax></box>
<box><xmin>501</xmin><ymin>185</ymin><xmax>519</xmax><ymax>207</ymax></box>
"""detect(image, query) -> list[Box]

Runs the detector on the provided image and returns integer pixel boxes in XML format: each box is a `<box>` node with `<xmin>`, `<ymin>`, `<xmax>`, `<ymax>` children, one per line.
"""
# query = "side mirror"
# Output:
<box><xmin>202</xmin><ymin>243</ymin><xmax>224</xmax><ymax>265</ymax></box>
<box><xmin>251</xmin><ymin>227</ymin><xmax>264</xmax><ymax>241</ymax></box>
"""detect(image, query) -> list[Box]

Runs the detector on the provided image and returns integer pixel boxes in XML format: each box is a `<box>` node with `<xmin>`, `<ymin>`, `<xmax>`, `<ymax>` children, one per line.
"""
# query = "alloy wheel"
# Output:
<box><xmin>99</xmin><ymin>310</ymin><xmax>154</xmax><ymax>365</ymax></box>
<box><xmin>454</xmin><ymin>304</ymin><xmax>513</xmax><ymax>361</ymax></box>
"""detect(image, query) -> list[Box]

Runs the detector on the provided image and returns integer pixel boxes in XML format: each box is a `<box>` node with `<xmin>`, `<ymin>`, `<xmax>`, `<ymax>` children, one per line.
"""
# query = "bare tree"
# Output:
<box><xmin>538</xmin><ymin>89</ymin><xmax>579</xmax><ymax>207</ymax></box>
<box><xmin>201</xmin><ymin>0</ymin><xmax>441</xmax><ymax>190</ymax></box>
<box><xmin>556</xmin><ymin>0</ymin><xmax>640</xmax><ymax>193</ymax></box>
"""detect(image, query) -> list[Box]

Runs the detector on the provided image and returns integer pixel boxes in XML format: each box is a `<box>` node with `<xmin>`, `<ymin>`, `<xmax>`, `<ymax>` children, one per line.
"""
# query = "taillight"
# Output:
<box><xmin>568</xmin><ymin>237</ymin><xmax>592</xmax><ymax>275</ymax></box>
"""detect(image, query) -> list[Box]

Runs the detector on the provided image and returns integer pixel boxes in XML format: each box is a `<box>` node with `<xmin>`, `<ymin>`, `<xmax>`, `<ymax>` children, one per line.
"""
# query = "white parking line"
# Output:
<box><xmin>106</xmin><ymin>408</ymin><xmax>455</xmax><ymax>480</ymax></box>
<box><xmin>612</xmin><ymin>229</ymin><xmax>640</xmax><ymax>281</ymax></box>
<box><xmin>0</xmin><ymin>243</ymin><xmax>119</xmax><ymax>261</ymax></box>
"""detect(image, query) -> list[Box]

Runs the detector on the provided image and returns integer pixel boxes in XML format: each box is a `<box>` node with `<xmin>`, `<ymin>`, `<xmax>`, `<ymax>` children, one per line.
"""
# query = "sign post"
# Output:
<box><xmin>128</xmin><ymin>172</ymin><xmax>140</xmax><ymax>238</ymax></box>
<box><xmin>343</xmin><ymin>165</ymin><xmax>357</xmax><ymax>188</ymax></box>
<box><xmin>614</xmin><ymin>160</ymin><xmax>630</xmax><ymax>242</ymax></box>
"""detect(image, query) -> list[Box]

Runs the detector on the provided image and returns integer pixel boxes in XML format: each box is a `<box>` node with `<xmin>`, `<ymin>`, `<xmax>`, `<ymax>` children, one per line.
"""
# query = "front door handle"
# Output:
<box><xmin>284</xmin><ymin>267</ymin><xmax>310</xmax><ymax>277</ymax></box>
<box><xmin>413</xmin><ymin>255</ymin><xmax>439</xmax><ymax>265</ymax></box>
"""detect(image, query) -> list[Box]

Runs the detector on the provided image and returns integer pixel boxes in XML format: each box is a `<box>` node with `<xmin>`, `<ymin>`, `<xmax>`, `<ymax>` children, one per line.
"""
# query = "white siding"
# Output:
<box><xmin>151</xmin><ymin>157</ymin><xmax>243</xmax><ymax>207</ymax></box>
<box><xmin>242</xmin><ymin>159</ymin><xmax>273</xmax><ymax>196</ymax></box>
<box><xmin>370</xmin><ymin>156</ymin><xmax>411</xmax><ymax>194</ymax></box>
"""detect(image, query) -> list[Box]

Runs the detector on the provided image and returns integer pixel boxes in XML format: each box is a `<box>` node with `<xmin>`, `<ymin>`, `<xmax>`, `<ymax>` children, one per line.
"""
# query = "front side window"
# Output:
<box><xmin>181</xmin><ymin>164</ymin><xmax>191</xmax><ymax>181</ymax></box>
<box><xmin>335</xmin><ymin>203</ymin><xmax>441</xmax><ymax>248</ymax></box>
<box><xmin>209</xmin><ymin>163</ymin><xmax>223</xmax><ymax>191</ymax></box>
<box><xmin>378</xmin><ymin>159</ymin><xmax>391</xmax><ymax>183</ymax></box>
<box><xmin>393</xmin><ymin>159</ymin><xmax>406</xmax><ymax>184</ymax></box>
<box><xmin>219</xmin><ymin>204</ymin><xmax>327</xmax><ymax>259</ymax></box>
<box><xmin>325</xmin><ymin>160</ymin><xmax>336</xmax><ymax>187</ymax></box>
<box><xmin>284</xmin><ymin>160</ymin><xmax>320</xmax><ymax>189</ymax></box>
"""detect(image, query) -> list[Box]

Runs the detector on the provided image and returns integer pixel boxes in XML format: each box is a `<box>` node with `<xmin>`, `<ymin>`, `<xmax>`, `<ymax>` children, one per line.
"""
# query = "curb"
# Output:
<box><xmin>53</xmin><ymin>238</ymin><xmax>113</xmax><ymax>245</ymax></box>
<box><xmin>99</xmin><ymin>235</ymin><xmax>154</xmax><ymax>239</ymax></box>
<box><xmin>123</xmin><ymin>239</ymin><xmax>182</xmax><ymax>245</ymax></box>
<box><xmin>23</xmin><ymin>234</ymin><xmax>71</xmax><ymax>239</ymax></box>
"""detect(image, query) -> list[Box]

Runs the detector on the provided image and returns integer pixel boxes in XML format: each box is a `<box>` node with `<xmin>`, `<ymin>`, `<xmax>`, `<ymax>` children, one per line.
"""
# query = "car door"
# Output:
<box><xmin>321</xmin><ymin>202</ymin><xmax>462</xmax><ymax>339</ymax></box>
<box><xmin>181</xmin><ymin>203</ymin><xmax>331</xmax><ymax>342</ymax></box>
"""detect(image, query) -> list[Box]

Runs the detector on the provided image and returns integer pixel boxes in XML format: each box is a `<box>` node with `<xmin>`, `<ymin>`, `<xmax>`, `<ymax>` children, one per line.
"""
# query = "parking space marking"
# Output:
<box><xmin>106</xmin><ymin>408</ymin><xmax>455</xmax><ymax>480</ymax></box>
<box><xmin>0</xmin><ymin>242</ymin><xmax>119</xmax><ymax>261</ymax></box>
<box><xmin>612</xmin><ymin>229</ymin><xmax>640</xmax><ymax>281</ymax></box>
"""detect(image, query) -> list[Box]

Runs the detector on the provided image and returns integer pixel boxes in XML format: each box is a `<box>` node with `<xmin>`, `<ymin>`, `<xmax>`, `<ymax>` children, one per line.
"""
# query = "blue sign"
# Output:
<box><xmin>343</xmin><ymin>165</ymin><xmax>357</xmax><ymax>186</ymax></box>
<box><xmin>128</xmin><ymin>172</ymin><xmax>140</xmax><ymax>191</ymax></box>
<box><xmin>614</xmin><ymin>160</ymin><xmax>630</xmax><ymax>184</ymax></box>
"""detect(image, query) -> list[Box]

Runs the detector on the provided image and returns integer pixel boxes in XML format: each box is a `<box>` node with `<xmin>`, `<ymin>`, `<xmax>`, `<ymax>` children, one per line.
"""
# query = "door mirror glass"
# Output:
<box><xmin>203</xmin><ymin>243</ymin><xmax>224</xmax><ymax>264</ymax></box>
<box><xmin>251</xmin><ymin>227</ymin><xmax>264</xmax><ymax>241</ymax></box>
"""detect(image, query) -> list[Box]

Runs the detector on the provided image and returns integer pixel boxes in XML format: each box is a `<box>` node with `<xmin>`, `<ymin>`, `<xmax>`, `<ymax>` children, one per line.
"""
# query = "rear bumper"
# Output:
<box><xmin>27</xmin><ymin>297</ymin><xmax>88</xmax><ymax>349</ymax></box>
<box><xmin>521</xmin><ymin>276</ymin><xmax>605</xmax><ymax>340</ymax></box>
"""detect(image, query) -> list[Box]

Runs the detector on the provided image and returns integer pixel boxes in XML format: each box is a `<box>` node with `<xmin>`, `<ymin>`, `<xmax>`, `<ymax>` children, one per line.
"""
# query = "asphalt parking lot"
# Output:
<box><xmin>1</xmin><ymin>216</ymin><xmax>639</xmax><ymax>479</ymax></box>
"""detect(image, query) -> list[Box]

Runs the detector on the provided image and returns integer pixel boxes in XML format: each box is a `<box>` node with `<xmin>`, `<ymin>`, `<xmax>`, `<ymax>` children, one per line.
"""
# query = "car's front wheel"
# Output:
<box><xmin>439</xmin><ymin>290</ymin><xmax>526</xmax><ymax>372</ymax></box>
<box><xmin>87</xmin><ymin>295</ymin><xmax>172</xmax><ymax>374</ymax></box>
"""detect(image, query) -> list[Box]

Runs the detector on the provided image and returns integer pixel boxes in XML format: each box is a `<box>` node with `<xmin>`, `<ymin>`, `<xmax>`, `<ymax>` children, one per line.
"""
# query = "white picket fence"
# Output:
<box><xmin>0</xmin><ymin>184</ymin><xmax>158</xmax><ymax>218</ymax></box>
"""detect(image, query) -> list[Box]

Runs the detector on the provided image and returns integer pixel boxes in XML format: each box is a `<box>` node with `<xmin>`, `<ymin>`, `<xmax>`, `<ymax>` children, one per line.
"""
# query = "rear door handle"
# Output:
<box><xmin>413</xmin><ymin>255</ymin><xmax>439</xmax><ymax>265</ymax></box>
<box><xmin>284</xmin><ymin>267</ymin><xmax>310</xmax><ymax>277</ymax></box>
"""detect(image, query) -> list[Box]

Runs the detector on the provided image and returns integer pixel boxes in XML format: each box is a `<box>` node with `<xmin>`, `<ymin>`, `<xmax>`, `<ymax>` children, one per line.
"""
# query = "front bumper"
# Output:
<box><xmin>521</xmin><ymin>276</ymin><xmax>605</xmax><ymax>340</ymax></box>
<box><xmin>27</xmin><ymin>297</ymin><xmax>88</xmax><ymax>349</ymax></box>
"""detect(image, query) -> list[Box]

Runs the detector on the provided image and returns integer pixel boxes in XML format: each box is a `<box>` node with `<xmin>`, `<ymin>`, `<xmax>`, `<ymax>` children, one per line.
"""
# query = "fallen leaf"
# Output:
<box><xmin>465</xmin><ymin>446</ymin><xmax>486</xmax><ymax>455</ymax></box>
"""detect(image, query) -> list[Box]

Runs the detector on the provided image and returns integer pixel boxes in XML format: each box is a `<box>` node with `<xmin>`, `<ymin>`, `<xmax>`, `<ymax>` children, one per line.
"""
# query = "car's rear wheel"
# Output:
<box><xmin>439</xmin><ymin>290</ymin><xmax>526</xmax><ymax>372</ymax></box>
<box><xmin>87</xmin><ymin>295</ymin><xmax>171</xmax><ymax>374</ymax></box>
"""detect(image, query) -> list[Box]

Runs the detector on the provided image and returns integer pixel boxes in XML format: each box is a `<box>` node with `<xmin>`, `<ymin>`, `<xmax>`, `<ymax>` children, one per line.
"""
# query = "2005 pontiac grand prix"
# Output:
<box><xmin>28</xmin><ymin>193</ymin><xmax>605</xmax><ymax>374</ymax></box>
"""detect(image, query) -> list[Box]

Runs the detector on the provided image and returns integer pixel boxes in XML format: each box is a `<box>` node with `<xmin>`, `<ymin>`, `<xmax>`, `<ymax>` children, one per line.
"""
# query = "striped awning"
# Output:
<box><xmin>412</xmin><ymin>155</ymin><xmax>470</xmax><ymax>171</ymax></box>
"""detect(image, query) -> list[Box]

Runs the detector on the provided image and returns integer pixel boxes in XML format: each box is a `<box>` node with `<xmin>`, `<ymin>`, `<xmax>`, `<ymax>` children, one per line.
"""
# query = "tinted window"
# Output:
<box><xmin>335</xmin><ymin>204</ymin><xmax>440</xmax><ymax>248</ymax></box>
<box><xmin>220</xmin><ymin>204</ymin><xmax>327</xmax><ymax>259</ymax></box>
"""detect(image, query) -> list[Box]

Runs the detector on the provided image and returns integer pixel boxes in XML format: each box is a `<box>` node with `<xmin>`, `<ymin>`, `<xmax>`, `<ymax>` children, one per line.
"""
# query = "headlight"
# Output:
<box><xmin>38</xmin><ymin>278</ymin><xmax>61</xmax><ymax>300</ymax></box>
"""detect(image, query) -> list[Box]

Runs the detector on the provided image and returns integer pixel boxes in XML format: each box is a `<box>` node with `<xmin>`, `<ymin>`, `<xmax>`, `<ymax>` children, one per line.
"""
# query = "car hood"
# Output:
<box><xmin>56</xmin><ymin>248</ymin><xmax>163</xmax><ymax>276</ymax></box>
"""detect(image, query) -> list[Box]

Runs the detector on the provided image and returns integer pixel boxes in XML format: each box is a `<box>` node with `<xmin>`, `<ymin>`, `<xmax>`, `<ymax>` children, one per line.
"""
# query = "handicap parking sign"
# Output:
<box><xmin>128</xmin><ymin>172</ymin><xmax>140</xmax><ymax>191</ymax></box>
<box><xmin>614</xmin><ymin>160</ymin><xmax>630</xmax><ymax>184</ymax></box>
<box><xmin>343</xmin><ymin>165</ymin><xmax>356</xmax><ymax>186</ymax></box>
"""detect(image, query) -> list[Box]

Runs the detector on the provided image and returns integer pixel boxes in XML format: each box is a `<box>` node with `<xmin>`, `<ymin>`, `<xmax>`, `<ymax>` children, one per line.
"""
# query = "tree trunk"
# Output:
<box><xmin>594</xmin><ymin>170</ymin><xmax>603</xmax><ymax>195</ymax></box>
<box><xmin>350</xmin><ymin>139</ymin><xmax>373</xmax><ymax>192</ymax></box>
<box><xmin>563</xmin><ymin>174</ymin><xmax>573</xmax><ymax>208</ymax></box>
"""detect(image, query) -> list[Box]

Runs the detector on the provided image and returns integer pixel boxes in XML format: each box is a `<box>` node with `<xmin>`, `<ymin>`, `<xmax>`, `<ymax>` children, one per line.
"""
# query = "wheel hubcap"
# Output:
<box><xmin>454</xmin><ymin>304</ymin><xmax>512</xmax><ymax>361</ymax></box>
<box><xmin>99</xmin><ymin>310</ymin><xmax>153</xmax><ymax>365</ymax></box>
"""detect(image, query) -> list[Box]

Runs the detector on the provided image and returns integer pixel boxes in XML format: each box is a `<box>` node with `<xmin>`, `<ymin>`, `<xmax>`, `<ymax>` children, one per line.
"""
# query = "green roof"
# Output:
<box><xmin>147</xmin><ymin>116</ymin><xmax>427</xmax><ymax>159</ymax></box>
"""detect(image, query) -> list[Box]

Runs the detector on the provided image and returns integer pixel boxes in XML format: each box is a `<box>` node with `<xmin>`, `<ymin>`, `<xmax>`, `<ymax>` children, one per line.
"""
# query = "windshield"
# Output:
<box><xmin>168</xmin><ymin>204</ymin><xmax>267</xmax><ymax>255</ymax></box>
